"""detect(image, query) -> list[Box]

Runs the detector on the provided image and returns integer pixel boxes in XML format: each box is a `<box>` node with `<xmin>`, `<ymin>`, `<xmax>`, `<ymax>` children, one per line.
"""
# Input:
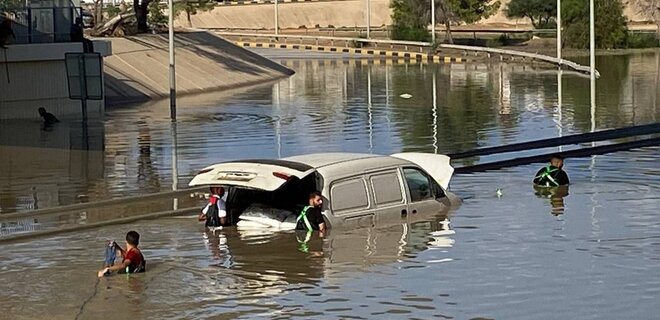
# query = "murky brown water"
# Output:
<box><xmin>1</xmin><ymin>52</ymin><xmax>659</xmax><ymax>319</ymax></box>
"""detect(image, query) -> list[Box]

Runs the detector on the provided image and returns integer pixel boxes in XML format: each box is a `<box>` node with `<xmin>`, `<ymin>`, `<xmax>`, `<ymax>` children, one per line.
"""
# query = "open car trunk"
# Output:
<box><xmin>189</xmin><ymin>159</ymin><xmax>321</xmax><ymax>225</ymax></box>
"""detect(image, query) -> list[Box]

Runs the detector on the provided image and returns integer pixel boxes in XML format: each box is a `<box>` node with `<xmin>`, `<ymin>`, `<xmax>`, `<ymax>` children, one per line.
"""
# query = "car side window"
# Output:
<box><xmin>370</xmin><ymin>171</ymin><xmax>404</xmax><ymax>206</ymax></box>
<box><xmin>331</xmin><ymin>177</ymin><xmax>370</xmax><ymax>214</ymax></box>
<box><xmin>403</xmin><ymin>167</ymin><xmax>444</xmax><ymax>202</ymax></box>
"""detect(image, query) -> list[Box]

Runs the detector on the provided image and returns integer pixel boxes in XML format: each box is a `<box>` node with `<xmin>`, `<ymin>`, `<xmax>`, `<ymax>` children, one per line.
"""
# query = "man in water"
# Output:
<box><xmin>296</xmin><ymin>191</ymin><xmax>326</xmax><ymax>233</ymax></box>
<box><xmin>198</xmin><ymin>186</ymin><xmax>227</xmax><ymax>228</ymax></box>
<box><xmin>98</xmin><ymin>231</ymin><xmax>146</xmax><ymax>277</ymax></box>
<box><xmin>38</xmin><ymin>107</ymin><xmax>59</xmax><ymax>125</ymax></box>
<box><xmin>533</xmin><ymin>154</ymin><xmax>570</xmax><ymax>187</ymax></box>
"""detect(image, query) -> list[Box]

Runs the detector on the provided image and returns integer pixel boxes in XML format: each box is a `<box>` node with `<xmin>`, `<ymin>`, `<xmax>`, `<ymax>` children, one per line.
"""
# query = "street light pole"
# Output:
<box><xmin>168</xmin><ymin>0</ymin><xmax>176</xmax><ymax>120</ymax></box>
<box><xmin>431</xmin><ymin>0</ymin><xmax>435</xmax><ymax>43</ymax></box>
<box><xmin>589</xmin><ymin>0</ymin><xmax>595</xmax><ymax>81</ymax></box>
<box><xmin>366</xmin><ymin>0</ymin><xmax>371</xmax><ymax>38</ymax></box>
<box><xmin>556</xmin><ymin>0</ymin><xmax>561</xmax><ymax>62</ymax></box>
<box><xmin>275</xmin><ymin>0</ymin><xmax>279</xmax><ymax>36</ymax></box>
<box><xmin>589</xmin><ymin>0</ymin><xmax>596</xmax><ymax>134</ymax></box>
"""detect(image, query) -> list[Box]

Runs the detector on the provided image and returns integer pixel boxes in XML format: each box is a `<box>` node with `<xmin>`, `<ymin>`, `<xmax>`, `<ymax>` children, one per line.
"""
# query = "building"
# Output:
<box><xmin>0</xmin><ymin>0</ymin><xmax>112</xmax><ymax>120</ymax></box>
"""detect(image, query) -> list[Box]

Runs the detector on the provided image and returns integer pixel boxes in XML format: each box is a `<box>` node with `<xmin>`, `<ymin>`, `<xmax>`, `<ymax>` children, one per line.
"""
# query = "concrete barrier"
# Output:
<box><xmin>104</xmin><ymin>31</ymin><xmax>294</xmax><ymax>105</ymax></box>
<box><xmin>237</xmin><ymin>41</ymin><xmax>466</xmax><ymax>63</ymax></box>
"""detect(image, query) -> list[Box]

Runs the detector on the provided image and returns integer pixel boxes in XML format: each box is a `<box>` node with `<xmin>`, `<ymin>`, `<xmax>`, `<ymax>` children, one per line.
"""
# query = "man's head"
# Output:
<box><xmin>308</xmin><ymin>191</ymin><xmax>323</xmax><ymax>208</ymax></box>
<box><xmin>126</xmin><ymin>230</ymin><xmax>140</xmax><ymax>247</ymax></box>
<box><xmin>210</xmin><ymin>186</ymin><xmax>225</xmax><ymax>197</ymax></box>
<box><xmin>38</xmin><ymin>107</ymin><xmax>46</xmax><ymax>116</ymax></box>
<box><xmin>550</xmin><ymin>154</ymin><xmax>564</xmax><ymax>169</ymax></box>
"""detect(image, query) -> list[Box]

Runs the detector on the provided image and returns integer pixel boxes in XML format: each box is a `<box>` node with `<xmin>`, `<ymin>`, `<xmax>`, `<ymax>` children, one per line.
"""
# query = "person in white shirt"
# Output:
<box><xmin>198</xmin><ymin>186</ymin><xmax>227</xmax><ymax>228</ymax></box>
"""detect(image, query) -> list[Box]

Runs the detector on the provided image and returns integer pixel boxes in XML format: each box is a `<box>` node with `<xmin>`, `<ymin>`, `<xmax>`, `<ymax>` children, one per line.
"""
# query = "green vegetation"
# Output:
<box><xmin>562</xmin><ymin>0</ymin><xmax>628</xmax><ymax>49</ymax></box>
<box><xmin>173</xmin><ymin>0</ymin><xmax>215</xmax><ymax>27</ymax></box>
<box><xmin>506</xmin><ymin>0</ymin><xmax>557</xmax><ymax>29</ymax></box>
<box><xmin>391</xmin><ymin>0</ymin><xmax>500</xmax><ymax>43</ymax></box>
<box><xmin>147</xmin><ymin>0</ymin><xmax>167</xmax><ymax>29</ymax></box>
<box><xmin>0</xmin><ymin>0</ymin><xmax>22</xmax><ymax>14</ymax></box>
<box><xmin>390</xmin><ymin>0</ymin><xmax>430</xmax><ymax>42</ymax></box>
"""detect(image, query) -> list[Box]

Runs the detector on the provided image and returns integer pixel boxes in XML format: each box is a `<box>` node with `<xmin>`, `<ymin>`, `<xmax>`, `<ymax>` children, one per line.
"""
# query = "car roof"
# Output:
<box><xmin>283</xmin><ymin>152</ymin><xmax>411</xmax><ymax>177</ymax></box>
<box><xmin>283</xmin><ymin>153</ymin><xmax>398</xmax><ymax>169</ymax></box>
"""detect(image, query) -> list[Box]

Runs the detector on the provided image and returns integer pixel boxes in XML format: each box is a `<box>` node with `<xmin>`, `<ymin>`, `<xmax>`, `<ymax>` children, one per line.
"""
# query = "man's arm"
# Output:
<box><xmin>560</xmin><ymin>171</ymin><xmax>570</xmax><ymax>185</ymax></box>
<box><xmin>98</xmin><ymin>259</ymin><xmax>131</xmax><ymax>277</ymax></box>
<box><xmin>218</xmin><ymin>201</ymin><xmax>227</xmax><ymax>225</ymax></box>
<box><xmin>113</xmin><ymin>242</ymin><xmax>126</xmax><ymax>258</ymax></box>
<box><xmin>198</xmin><ymin>203</ymin><xmax>210</xmax><ymax>221</ymax></box>
<box><xmin>532</xmin><ymin>168</ymin><xmax>544</xmax><ymax>184</ymax></box>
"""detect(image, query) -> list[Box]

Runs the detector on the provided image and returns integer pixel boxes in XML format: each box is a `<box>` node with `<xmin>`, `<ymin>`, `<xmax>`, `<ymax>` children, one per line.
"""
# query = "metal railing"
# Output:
<box><xmin>2</xmin><ymin>6</ymin><xmax>83</xmax><ymax>44</ymax></box>
<box><xmin>213</xmin><ymin>31</ymin><xmax>432</xmax><ymax>50</ymax></box>
<box><xmin>213</xmin><ymin>31</ymin><xmax>600</xmax><ymax>76</ymax></box>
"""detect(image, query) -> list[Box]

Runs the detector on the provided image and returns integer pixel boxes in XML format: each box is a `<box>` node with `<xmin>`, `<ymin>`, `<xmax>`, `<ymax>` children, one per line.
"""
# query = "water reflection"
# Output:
<box><xmin>533</xmin><ymin>185</ymin><xmax>570</xmax><ymax>216</ymax></box>
<box><xmin>3</xmin><ymin>53</ymin><xmax>660</xmax><ymax>214</ymax></box>
<box><xmin>0</xmin><ymin>52</ymin><xmax>659</xmax><ymax>319</ymax></box>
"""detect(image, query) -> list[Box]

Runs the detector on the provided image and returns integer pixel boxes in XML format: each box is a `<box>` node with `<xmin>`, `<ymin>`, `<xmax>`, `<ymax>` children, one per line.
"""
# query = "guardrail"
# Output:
<box><xmin>213</xmin><ymin>31</ymin><xmax>432</xmax><ymax>50</ymax></box>
<box><xmin>213</xmin><ymin>31</ymin><xmax>600</xmax><ymax>76</ymax></box>
<box><xmin>438</xmin><ymin>43</ymin><xmax>600</xmax><ymax>78</ymax></box>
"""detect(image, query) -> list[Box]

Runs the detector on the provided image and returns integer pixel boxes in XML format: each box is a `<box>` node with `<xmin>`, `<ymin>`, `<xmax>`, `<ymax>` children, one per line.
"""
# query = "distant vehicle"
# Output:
<box><xmin>189</xmin><ymin>153</ymin><xmax>461</xmax><ymax>230</ymax></box>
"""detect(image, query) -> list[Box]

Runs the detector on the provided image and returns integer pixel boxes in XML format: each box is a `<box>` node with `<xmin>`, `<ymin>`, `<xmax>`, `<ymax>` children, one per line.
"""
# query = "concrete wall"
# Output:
<box><xmin>175</xmin><ymin>0</ymin><xmax>391</xmax><ymax>30</ymax></box>
<box><xmin>0</xmin><ymin>41</ymin><xmax>112</xmax><ymax>120</ymax></box>
<box><xmin>176</xmin><ymin>0</ymin><xmax>652</xmax><ymax>31</ymax></box>
<box><xmin>103</xmin><ymin>31</ymin><xmax>294</xmax><ymax>105</ymax></box>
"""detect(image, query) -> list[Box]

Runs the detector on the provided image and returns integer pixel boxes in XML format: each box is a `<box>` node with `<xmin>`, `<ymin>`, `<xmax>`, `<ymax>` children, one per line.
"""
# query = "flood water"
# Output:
<box><xmin>1</xmin><ymin>52</ymin><xmax>659</xmax><ymax>319</ymax></box>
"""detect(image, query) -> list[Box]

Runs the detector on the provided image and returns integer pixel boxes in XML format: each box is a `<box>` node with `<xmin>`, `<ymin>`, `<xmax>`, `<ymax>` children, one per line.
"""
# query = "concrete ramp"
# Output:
<box><xmin>104</xmin><ymin>31</ymin><xmax>294</xmax><ymax>105</ymax></box>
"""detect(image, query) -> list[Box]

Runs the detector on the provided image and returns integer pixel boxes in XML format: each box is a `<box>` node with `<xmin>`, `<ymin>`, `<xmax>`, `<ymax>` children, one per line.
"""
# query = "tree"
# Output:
<box><xmin>173</xmin><ymin>0</ymin><xmax>215</xmax><ymax>28</ymax></box>
<box><xmin>562</xmin><ymin>0</ymin><xmax>628</xmax><ymax>49</ymax></box>
<box><xmin>391</xmin><ymin>0</ymin><xmax>430</xmax><ymax>42</ymax></box>
<box><xmin>0</xmin><ymin>0</ymin><xmax>22</xmax><ymax>15</ymax></box>
<box><xmin>147</xmin><ymin>0</ymin><xmax>167</xmax><ymax>29</ymax></box>
<box><xmin>135</xmin><ymin>0</ymin><xmax>152</xmax><ymax>33</ymax></box>
<box><xmin>438</xmin><ymin>0</ymin><xmax>501</xmax><ymax>43</ymax></box>
<box><xmin>391</xmin><ymin>0</ymin><xmax>500</xmax><ymax>43</ymax></box>
<box><xmin>506</xmin><ymin>0</ymin><xmax>557</xmax><ymax>29</ymax></box>
<box><xmin>635</xmin><ymin>0</ymin><xmax>660</xmax><ymax>40</ymax></box>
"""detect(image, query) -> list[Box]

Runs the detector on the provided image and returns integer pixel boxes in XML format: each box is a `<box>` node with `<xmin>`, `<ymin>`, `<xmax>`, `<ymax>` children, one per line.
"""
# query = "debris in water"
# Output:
<box><xmin>399</xmin><ymin>93</ymin><xmax>413</xmax><ymax>99</ymax></box>
<box><xmin>496</xmin><ymin>188</ymin><xmax>503</xmax><ymax>198</ymax></box>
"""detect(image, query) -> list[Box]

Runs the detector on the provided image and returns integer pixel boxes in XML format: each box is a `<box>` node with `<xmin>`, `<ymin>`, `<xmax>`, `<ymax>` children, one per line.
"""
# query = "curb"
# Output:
<box><xmin>235</xmin><ymin>41</ymin><xmax>466</xmax><ymax>63</ymax></box>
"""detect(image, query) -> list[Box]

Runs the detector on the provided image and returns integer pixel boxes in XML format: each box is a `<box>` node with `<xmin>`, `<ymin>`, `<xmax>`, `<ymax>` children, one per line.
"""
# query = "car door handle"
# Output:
<box><xmin>401</xmin><ymin>209</ymin><xmax>407</xmax><ymax>216</ymax></box>
<box><xmin>412</xmin><ymin>209</ymin><xmax>417</xmax><ymax>214</ymax></box>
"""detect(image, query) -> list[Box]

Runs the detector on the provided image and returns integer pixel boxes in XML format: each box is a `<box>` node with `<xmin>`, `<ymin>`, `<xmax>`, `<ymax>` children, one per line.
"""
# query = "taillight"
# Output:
<box><xmin>273</xmin><ymin>172</ymin><xmax>291</xmax><ymax>180</ymax></box>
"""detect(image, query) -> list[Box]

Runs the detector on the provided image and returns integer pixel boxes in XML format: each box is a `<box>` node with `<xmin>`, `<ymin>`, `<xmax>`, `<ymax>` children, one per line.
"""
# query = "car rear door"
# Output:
<box><xmin>188</xmin><ymin>159</ymin><xmax>315</xmax><ymax>191</ymax></box>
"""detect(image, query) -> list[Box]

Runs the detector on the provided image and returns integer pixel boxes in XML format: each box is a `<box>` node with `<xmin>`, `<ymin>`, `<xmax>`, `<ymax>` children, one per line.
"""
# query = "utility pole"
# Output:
<box><xmin>275</xmin><ymin>0</ymin><xmax>279</xmax><ymax>36</ymax></box>
<box><xmin>589</xmin><ymin>0</ymin><xmax>596</xmax><ymax>134</ymax></box>
<box><xmin>589</xmin><ymin>0</ymin><xmax>595</xmax><ymax>81</ymax></box>
<box><xmin>168</xmin><ymin>0</ymin><xmax>176</xmax><ymax>120</ymax></box>
<box><xmin>557</xmin><ymin>0</ymin><xmax>561</xmax><ymax>62</ymax></box>
<box><xmin>366</xmin><ymin>0</ymin><xmax>371</xmax><ymax>38</ymax></box>
<box><xmin>431</xmin><ymin>0</ymin><xmax>436</xmax><ymax>43</ymax></box>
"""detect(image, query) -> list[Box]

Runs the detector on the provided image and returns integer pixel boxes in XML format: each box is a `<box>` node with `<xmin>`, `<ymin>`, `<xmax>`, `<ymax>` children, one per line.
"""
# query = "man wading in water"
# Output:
<box><xmin>533</xmin><ymin>154</ymin><xmax>570</xmax><ymax>187</ymax></box>
<box><xmin>98</xmin><ymin>231</ymin><xmax>146</xmax><ymax>277</ymax></box>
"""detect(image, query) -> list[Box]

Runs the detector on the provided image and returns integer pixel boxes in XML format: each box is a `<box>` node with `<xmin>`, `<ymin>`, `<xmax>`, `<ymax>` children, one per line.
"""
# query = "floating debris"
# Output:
<box><xmin>399</xmin><ymin>93</ymin><xmax>413</xmax><ymax>99</ymax></box>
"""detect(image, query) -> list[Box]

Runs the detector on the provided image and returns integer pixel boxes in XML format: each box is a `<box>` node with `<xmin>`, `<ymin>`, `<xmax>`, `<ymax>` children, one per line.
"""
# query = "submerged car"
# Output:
<box><xmin>188</xmin><ymin>153</ymin><xmax>461</xmax><ymax>229</ymax></box>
